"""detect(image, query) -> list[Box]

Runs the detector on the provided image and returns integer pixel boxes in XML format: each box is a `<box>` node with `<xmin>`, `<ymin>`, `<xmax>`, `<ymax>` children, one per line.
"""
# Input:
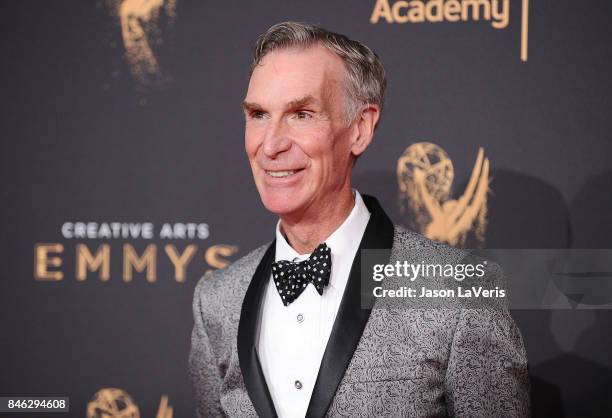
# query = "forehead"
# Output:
<box><xmin>245</xmin><ymin>44</ymin><xmax>346</xmax><ymax>105</ymax></box>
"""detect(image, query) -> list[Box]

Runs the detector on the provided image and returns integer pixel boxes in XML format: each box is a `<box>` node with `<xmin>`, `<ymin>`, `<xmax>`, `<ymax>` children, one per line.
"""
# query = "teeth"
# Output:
<box><xmin>267</xmin><ymin>170</ymin><xmax>296</xmax><ymax>178</ymax></box>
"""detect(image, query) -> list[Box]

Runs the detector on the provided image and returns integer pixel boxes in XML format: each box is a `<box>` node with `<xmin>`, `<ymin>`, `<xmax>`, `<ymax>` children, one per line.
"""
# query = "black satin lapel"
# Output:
<box><xmin>306</xmin><ymin>195</ymin><xmax>395</xmax><ymax>418</ymax></box>
<box><xmin>237</xmin><ymin>241</ymin><xmax>278</xmax><ymax>418</ymax></box>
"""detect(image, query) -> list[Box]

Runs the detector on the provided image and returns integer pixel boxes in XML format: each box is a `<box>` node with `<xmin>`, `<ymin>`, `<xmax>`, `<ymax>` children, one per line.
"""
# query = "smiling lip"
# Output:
<box><xmin>263</xmin><ymin>168</ymin><xmax>305</xmax><ymax>178</ymax></box>
<box><xmin>262</xmin><ymin>168</ymin><xmax>306</xmax><ymax>183</ymax></box>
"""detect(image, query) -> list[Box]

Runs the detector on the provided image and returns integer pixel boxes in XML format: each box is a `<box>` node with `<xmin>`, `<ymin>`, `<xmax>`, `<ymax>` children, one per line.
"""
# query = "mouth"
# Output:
<box><xmin>264</xmin><ymin>168</ymin><xmax>305</xmax><ymax>178</ymax></box>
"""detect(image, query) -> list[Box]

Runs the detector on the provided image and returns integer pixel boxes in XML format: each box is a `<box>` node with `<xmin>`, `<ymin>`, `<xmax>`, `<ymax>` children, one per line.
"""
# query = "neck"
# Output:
<box><xmin>280</xmin><ymin>186</ymin><xmax>355</xmax><ymax>254</ymax></box>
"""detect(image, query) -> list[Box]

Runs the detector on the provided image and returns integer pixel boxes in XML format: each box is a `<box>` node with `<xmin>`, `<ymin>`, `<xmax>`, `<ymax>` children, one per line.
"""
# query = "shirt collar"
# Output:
<box><xmin>274</xmin><ymin>190</ymin><xmax>371</xmax><ymax>290</ymax></box>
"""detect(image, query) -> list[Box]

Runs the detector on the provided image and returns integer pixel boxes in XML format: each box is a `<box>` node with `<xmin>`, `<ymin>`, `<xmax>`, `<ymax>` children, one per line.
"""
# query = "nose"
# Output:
<box><xmin>262</xmin><ymin>118</ymin><xmax>292</xmax><ymax>158</ymax></box>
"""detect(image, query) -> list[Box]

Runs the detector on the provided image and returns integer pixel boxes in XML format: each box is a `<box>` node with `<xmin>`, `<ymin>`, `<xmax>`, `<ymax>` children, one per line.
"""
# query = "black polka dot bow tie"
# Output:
<box><xmin>271</xmin><ymin>243</ymin><xmax>332</xmax><ymax>306</ymax></box>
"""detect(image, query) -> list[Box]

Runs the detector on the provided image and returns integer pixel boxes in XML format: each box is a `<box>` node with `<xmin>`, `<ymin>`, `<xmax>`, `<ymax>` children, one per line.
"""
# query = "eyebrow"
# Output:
<box><xmin>242</xmin><ymin>101</ymin><xmax>263</xmax><ymax>113</ymax></box>
<box><xmin>242</xmin><ymin>95</ymin><xmax>320</xmax><ymax>113</ymax></box>
<box><xmin>287</xmin><ymin>95</ymin><xmax>319</xmax><ymax>109</ymax></box>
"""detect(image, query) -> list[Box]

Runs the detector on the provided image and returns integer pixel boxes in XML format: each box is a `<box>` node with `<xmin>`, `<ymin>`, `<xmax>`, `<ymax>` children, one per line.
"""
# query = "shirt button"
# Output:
<box><xmin>296</xmin><ymin>313</ymin><xmax>304</xmax><ymax>323</ymax></box>
<box><xmin>294</xmin><ymin>380</ymin><xmax>303</xmax><ymax>390</ymax></box>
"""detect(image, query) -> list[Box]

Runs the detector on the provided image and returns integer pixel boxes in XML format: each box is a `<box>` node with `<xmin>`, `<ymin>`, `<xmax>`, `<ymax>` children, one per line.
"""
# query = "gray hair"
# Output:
<box><xmin>249</xmin><ymin>21</ymin><xmax>387</xmax><ymax>125</ymax></box>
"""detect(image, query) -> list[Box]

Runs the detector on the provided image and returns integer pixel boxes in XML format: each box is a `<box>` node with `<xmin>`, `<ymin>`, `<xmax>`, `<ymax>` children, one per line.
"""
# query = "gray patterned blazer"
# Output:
<box><xmin>189</xmin><ymin>195</ymin><xmax>530</xmax><ymax>417</ymax></box>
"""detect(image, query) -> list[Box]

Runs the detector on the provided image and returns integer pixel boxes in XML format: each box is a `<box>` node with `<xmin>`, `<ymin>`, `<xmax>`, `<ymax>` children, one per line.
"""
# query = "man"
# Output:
<box><xmin>189</xmin><ymin>22</ymin><xmax>529</xmax><ymax>417</ymax></box>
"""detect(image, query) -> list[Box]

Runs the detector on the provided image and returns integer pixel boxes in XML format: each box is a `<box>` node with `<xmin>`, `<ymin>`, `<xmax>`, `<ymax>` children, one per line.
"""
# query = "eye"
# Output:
<box><xmin>250</xmin><ymin>111</ymin><xmax>266</xmax><ymax>119</ymax></box>
<box><xmin>295</xmin><ymin>110</ymin><xmax>313</xmax><ymax>120</ymax></box>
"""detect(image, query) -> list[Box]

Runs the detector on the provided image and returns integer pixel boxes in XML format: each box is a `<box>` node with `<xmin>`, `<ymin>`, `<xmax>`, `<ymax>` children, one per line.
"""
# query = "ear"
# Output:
<box><xmin>350</xmin><ymin>104</ymin><xmax>380</xmax><ymax>157</ymax></box>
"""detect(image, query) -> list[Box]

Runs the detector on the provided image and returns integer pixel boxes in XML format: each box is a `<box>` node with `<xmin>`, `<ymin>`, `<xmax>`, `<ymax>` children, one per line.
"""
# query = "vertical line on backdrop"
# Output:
<box><xmin>521</xmin><ymin>0</ymin><xmax>529</xmax><ymax>61</ymax></box>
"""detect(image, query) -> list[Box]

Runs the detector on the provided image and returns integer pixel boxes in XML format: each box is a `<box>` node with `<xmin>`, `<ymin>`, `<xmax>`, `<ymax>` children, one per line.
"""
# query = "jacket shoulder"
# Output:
<box><xmin>392</xmin><ymin>225</ymin><xmax>467</xmax><ymax>263</ymax></box>
<box><xmin>390</xmin><ymin>225</ymin><xmax>506</xmax><ymax>308</ymax></box>
<box><xmin>193</xmin><ymin>243</ymin><xmax>270</xmax><ymax>320</ymax></box>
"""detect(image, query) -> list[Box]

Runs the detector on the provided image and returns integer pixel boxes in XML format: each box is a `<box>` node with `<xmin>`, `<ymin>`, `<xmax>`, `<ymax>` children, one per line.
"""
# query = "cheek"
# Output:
<box><xmin>305</xmin><ymin>141</ymin><xmax>340</xmax><ymax>185</ymax></box>
<box><xmin>297</xmin><ymin>124</ymin><xmax>335</xmax><ymax>155</ymax></box>
<box><xmin>328</xmin><ymin>130</ymin><xmax>353</xmax><ymax>167</ymax></box>
<box><xmin>244</xmin><ymin>128</ymin><xmax>260</xmax><ymax>159</ymax></box>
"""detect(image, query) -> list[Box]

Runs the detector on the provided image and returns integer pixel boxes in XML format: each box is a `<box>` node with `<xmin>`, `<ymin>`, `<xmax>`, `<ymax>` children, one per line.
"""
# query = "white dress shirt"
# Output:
<box><xmin>256</xmin><ymin>190</ymin><xmax>371</xmax><ymax>418</ymax></box>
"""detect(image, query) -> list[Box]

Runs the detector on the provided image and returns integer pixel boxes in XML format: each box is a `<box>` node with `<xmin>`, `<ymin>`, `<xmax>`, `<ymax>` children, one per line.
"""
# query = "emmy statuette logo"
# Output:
<box><xmin>104</xmin><ymin>0</ymin><xmax>177</xmax><ymax>89</ymax></box>
<box><xmin>397</xmin><ymin>142</ymin><xmax>490</xmax><ymax>247</ymax></box>
<box><xmin>87</xmin><ymin>388</ymin><xmax>172</xmax><ymax>418</ymax></box>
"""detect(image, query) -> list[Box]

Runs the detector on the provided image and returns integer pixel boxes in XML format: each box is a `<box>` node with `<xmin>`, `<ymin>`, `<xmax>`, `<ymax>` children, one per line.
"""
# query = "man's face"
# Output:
<box><xmin>244</xmin><ymin>45</ymin><xmax>357</xmax><ymax>219</ymax></box>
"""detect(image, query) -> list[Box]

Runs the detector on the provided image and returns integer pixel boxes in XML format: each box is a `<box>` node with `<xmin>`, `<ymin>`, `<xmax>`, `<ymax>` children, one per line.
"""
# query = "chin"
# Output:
<box><xmin>259</xmin><ymin>189</ymin><xmax>307</xmax><ymax>217</ymax></box>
